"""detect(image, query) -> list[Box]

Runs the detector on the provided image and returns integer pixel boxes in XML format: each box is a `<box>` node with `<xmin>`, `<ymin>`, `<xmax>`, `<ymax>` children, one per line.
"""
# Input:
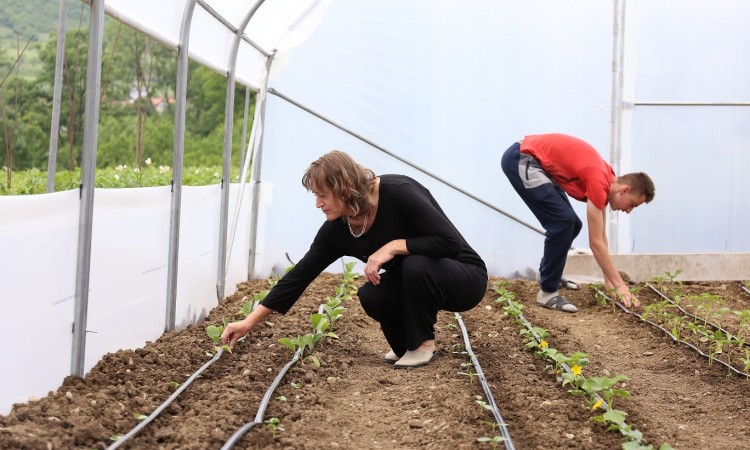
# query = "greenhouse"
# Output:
<box><xmin>1</xmin><ymin>1</ymin><xmax>749</xmax><ymax>449</ymax></box>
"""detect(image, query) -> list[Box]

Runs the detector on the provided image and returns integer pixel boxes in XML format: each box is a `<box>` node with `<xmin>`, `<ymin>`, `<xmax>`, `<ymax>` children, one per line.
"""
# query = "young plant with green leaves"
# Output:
<box><xmin>740</xmin><ymin>349</ymin><xmax>750</xmax><ymax>378</ymax></box>
<box><xmin>477</xmin><ymin>435</ymin><xmax>505</xmax><ymax>449</ymax></box>
<box><xmin>686</xmin><ymin>292</ymin><xmax>725</xmax><ymax>327</ymax></box>
<box><xmin>491</xmin><ymin>280</ymin><xmax>516</xmax><ymax>304</ymax></box>
<box><xmin>239</xmin><ymin>289</ymin><xmax>269</xmax><ymax>318</ymax></box>
<box><xmin>265</xmin><ymin>417</ymin><xmax>283</xmax><ymax>438</ymax></box>
<box><xmin>206</xmin><ymin>319</ymin><xmax>232</xmax><ymax>354</ymax></box>
<box><xmin>651</xmin><ymin>269</ymin><xmax>683</xmax><ymax>286</ymax></box>
<box><xmin>501</xmin><ymin>298</ymin><xmax>524</xmax><ymax>320</ymax></box>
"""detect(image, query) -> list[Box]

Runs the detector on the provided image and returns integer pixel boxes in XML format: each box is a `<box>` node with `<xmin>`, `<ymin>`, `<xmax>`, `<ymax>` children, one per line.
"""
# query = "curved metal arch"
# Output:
<box><xmin>216</xmin><ymin>0</ymin><xmax>269</xmax><ymax>300</ymax></box>
<box><xmin>164</xmin><ymin>0</ymin><xmax>199</xmax><ymax>332</ymax></box>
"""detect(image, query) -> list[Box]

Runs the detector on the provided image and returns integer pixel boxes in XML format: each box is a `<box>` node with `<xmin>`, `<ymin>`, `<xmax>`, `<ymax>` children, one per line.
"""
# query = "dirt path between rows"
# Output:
<box><xmin>2</xmin><ymin>274</ymin><xmax>749</xmax><ymax>449</ymax></box>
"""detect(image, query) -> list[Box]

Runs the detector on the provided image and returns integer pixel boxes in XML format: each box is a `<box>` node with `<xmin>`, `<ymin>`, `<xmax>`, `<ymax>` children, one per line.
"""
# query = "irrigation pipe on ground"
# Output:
<box><xmin>221</xmin><ymin>303</ymin><xmax>327</xmax><ymax>449</ymax></box>
<box><xmin>107</xmin><ymin>347</ymin><xmax>229</xmax><ymax>449</ymax></box>
<box><xmin>453</xmin><ymin>312</ymin><xmax>516</xmax><ymax>450</ymax></box>
<box><xmin>593</xmin><ymin>288</ymin><xmax>746</xmax><ymax>377</ymax></box>
<box><xmin>740</xmin><ymin>283</ymin><xmax>750</xmax><ymax>297</ymax></box>
<box><xmin>646</xmin><ymin>283</ymin><xmax>750</xmax><ymax>351</ymax></box>
<box><xmin>220</xmin><ymin>347</ymin><xmax>303</xmax><ymax>449</ymax></box>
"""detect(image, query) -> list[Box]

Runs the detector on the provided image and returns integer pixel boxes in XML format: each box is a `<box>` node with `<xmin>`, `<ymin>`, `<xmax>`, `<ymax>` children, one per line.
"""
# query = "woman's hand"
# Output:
<box><xmin>364</xmin><ymin>248</ymin><xmax>390</xmax><ymax>285</ymax></box>
<box><xmin>221</xmin><ymin>319</ymin><xmax>252</xmax><ymax>346</ymax></box>
<box><xmin>220</xmin><ymin>305</ymin><xmax>274</xmax><ymax>346</ymax></box>
<box><xmin>364</xmin><ymin>239</ymin><xmax>408</xmax><ymax>285</ymax></box>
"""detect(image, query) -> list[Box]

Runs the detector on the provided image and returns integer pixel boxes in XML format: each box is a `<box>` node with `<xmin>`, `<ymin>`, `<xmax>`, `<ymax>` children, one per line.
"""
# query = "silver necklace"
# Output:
<box><xmin>347</xmin><ymin>215</ymin><xmax>368</xmax><ymax>238</ymax></box>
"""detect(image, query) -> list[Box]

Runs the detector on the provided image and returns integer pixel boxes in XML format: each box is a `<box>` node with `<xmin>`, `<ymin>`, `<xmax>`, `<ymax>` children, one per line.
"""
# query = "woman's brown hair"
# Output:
<box><xmin>302</xmin><ymin>150</ymin><xmax>376</xmax><ymax>217</ymax></box>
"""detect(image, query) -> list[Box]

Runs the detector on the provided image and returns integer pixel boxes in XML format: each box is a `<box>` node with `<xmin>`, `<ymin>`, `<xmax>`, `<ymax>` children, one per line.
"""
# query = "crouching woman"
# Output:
<box><xmin>221</xmin><ymin>150</ymin><xmax>487</xmax><ymax>368</ymax></box>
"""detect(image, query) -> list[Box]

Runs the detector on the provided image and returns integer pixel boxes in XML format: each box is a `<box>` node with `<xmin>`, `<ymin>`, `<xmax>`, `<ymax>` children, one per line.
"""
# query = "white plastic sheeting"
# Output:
<box><xmin>0</xmin><ymin>190</ymin><xmax>78</xmax><ymax>415</ymax></box>
<box><xmin>257</xmin><ymin>0</ymin><xmax>616</xmax><ymax>277</ymax></box>
<box><xmin>623</xmin><ymin>0</ymin><xmax>750</xmax><ymax>253</ymax></box>
<box><xmin>101</xmin><ymin>0</ymin><xmax>333</xmax><ymax>89</ymax></box>
<box><xmin>256</xmin><ymin>0</ymin><xmax>750</xmax><ymax>279</ymax></box>
<box><xmin>0</xmin><ymin>184</ymin><xmax>251</xmax><ymax>414</ymax></box>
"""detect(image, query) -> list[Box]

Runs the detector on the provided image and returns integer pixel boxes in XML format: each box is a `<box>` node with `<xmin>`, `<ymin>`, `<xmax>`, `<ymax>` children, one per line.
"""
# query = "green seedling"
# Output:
<box><xmin>267</xmin><ymin>264</ymin><xmax>294</xmax><ymax>289</ymax></box>
<box><xmin>519</xmin><ymin>327</ymin><xmax>549</xmax><ymax>349</ymax></box>
<box><xmin>481</xmin><ymin>420</ymin><xmax>499</xmax><ymax>432</ymax></box>
<box><xmin>501</xmin><ymin>299</ymin><xmax>524</xmax><ymax>319</ymax></box>
<box><xmin>206</xmin><ymin>323</ymin><xmax>232</xmax><ymax>354</ymax></box>
<box><xmin>734</xmin><ymin>310</ymin><xmax>750</xmax><ymax>336</ymax></box>
<box><xmin>265</xmin><ymin>417</ymin><xmax>283</xmax><ymax>438</ymax></box>
<box><xmin>323</xmin><ymin>295</ymin><xmax>345</xmax><ymax>329</ymax></box>
<box><xmin>275</xmin><ymin>395</ymin><xmax>287</xmax><ymax>402</ymax></box>
<box><xmin>240</xmin><ymin>290</ymin><xmax>269</xmax><ymax>318</ymax></box>
<box><xmin>664</xmin><ymin>269</ymin><xmax>683</xmax><ymax>284</ymax></box>
<box><xmin>740</xmin><ymin>349</ymin><xmax>750</xmax><ymax>378</ymax></box>
<box><xmin>491</xmin><ymin>280</ymin><xmax>516</xmax><ymax>304</ymax></box>
<box><xmin>641</xmin><ymin>301</ymin><xmax>673</xmax><ymax>325</ymax></box>
<box><xmin>290</xmin><ymin>382</ymin><xmax>302</xmax><ymax>389</ymax></box>
<box><xmin>458</xmin><ymin>370</ymin><xmax>479</xmax><ymax>383</ymax></box>
<box><xmin>686</xmin><ymin>292</ymin><xmax>725</xmax><ymax>326</ymax></box>
<box><xmin>278</xmin><ymin>333</ymin><xmax>324</xmax><ymax>362</ymax></box>
<box><xmin>711</xmin><ymin>307</ymin><xmax>732</xmax><ymax>328</ymax></box>
<box><xmin>134</xmin><ymin>413</ymin><xmax>148</xmax><ymax>421</ymax></box>
<box><xmin>169</xmin><ymin>380</ymin><xmax>181</xmax><ymax>390</ymax></box>
<box><xmin>666</xmin><ymin>314</ymin><xmax>688</xmax><ymax>340</ymax></box>
<box><xmin>591</xmin><ymin>285</ymin><xmax>609</xmax><ymax>306</ymax></box>
<box><xmin>474</xmin><ymin>395</ymin><xmax>492</xmax><ymax>413</ymax></box>
<box><xmin>581</xmin><ymin>374</ymin><xmax>629</xmax><ymax>410</ymax></box>
<box><xmin>477</xmin><ymin>436</ymin><xmax>505</xmax><ymax>449</ymax></box>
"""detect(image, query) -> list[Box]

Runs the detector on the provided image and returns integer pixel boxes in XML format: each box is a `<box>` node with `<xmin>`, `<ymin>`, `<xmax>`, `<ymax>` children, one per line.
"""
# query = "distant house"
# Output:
<box><xmin>128</xmin><ymin>87</ymin><xmax>175</xmax><ymax>113</ymax></box>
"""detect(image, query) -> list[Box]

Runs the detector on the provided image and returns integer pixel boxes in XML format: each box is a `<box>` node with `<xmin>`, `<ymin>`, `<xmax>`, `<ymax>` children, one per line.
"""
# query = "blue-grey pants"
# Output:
<box><xmin>501</xmin><ymin>142</ymin><xmax>582</xmax><ymax>293</ymax></box>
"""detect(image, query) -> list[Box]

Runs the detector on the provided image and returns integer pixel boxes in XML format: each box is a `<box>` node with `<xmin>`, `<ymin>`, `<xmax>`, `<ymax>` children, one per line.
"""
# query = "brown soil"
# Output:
<box><xmin>2</xmin><ymin>274</ymin><xmax>750</xmax><ymax>449</ymax></box>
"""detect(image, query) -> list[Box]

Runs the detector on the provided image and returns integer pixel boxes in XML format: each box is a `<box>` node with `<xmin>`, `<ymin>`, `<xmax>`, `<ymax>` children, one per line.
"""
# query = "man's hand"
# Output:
<box><xmin>614</xmin><ymin>284</ymin><xmax>639</xmax><ymax>308</ymax></box>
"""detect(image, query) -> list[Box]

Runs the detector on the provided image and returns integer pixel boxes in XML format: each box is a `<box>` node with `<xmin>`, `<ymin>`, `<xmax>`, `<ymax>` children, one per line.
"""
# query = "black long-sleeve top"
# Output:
<box><xmin>260</xmin><ymin>174</ymin><xmax>487</xmax><ymax>314</ymax></box>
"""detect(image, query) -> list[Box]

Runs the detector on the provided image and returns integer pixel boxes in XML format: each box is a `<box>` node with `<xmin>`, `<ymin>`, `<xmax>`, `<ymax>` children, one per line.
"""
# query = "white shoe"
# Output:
<box><xmin>393</xmin><ymin>350</ymin><xmax>437</xmax><ymax>369</ymax></box>
<box><xmin>384</xmin><ymin>350</ymin><xmax>400</xmax><ymax>364</ymax></box>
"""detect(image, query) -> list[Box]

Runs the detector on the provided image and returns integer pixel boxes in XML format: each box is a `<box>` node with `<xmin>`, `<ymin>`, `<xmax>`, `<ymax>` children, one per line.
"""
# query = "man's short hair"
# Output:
<box><xmin>619</xmin><ymin>172</ymin><xmax>655</xmax><ymax>203</ymax></box>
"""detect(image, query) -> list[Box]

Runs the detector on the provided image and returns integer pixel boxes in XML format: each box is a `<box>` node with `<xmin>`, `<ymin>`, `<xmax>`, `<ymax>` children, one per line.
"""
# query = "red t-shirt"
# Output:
<box><xmin>520</xmin><ymin>133</ymin><xmax>614</xmax><ymax>209</ymax></box>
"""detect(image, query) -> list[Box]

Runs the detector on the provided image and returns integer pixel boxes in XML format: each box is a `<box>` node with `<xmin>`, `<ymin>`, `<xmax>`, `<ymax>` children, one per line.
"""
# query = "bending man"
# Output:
<box><xmin>501</xmin><ymin>133</ymin><xmax>655</xmax><ymax>312</ymax></box>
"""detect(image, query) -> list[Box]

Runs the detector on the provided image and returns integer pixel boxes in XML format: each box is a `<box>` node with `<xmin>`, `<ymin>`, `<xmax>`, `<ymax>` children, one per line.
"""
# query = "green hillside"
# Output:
<box><xmin>0</xmin><ymin>0</ymin><xmax>88</xmax><ymax>79</ymax></box>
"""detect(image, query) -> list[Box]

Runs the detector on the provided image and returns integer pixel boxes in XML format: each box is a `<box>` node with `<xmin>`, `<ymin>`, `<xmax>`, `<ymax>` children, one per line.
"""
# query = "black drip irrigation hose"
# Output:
<box><xmin>453</xmin><ymin>312</ymin><xmax>516</xmax><ymax>450</ymax></box>
<box><xmin>107</xmin><ymin>347</ymin><xmax>228</xmax><ymax>450</ymax></box>
<box><xmin>220</xmin><ymin>347</ymin><xmax>303</xmax><ymax>449</ymax></box>
<box><xmin>646</xmin><ymin>283</ymin><xmax>750</xmax><ymax>350</ymax></box>
<box><xmin>220</xmin><ymin>303</ymin><xmax>326</xmax><ymax>449</ymax></box>
<box><xmin>593</xmin><ymin>287</ymin><xmax>746</xmax><ymax>377</ymax></box>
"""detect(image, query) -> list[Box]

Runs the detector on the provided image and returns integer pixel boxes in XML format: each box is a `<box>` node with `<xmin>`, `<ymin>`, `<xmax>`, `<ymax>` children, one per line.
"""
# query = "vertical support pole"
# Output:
<box><xmin>608</xmin><ymin>0</ymin><xmax>626</xmax><ymax>254</ymax></box>
<box><xmin>216</xmin><ymin>0</ymin><xmax>267</xmax><ymax>300</ymax></box>
<box><xmin>246</xmin><ymin>53</ymin><xmax>274</xmax><ymax>280</ymax></box>
<box><xmin>71</xmin><ymin>0</ymin><xmax>104</xmax><ymax>377</ymax></box>
<box><xmin>165</xmin><ymin>0</ymin><xmax>198</xmax><ymax>332</ymax></box>
<box><xmin>46</xmin><ymin>0</ymin><xmax>68</xmax><ymax>193</ymax></box>
<box><xmin>239</xmin><ymin>87</ymin><xmax>251</xmax><ymax>170</ymax></box>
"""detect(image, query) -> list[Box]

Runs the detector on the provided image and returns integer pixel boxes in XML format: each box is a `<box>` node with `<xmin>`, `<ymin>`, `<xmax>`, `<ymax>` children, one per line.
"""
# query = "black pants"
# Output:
<box><xmin>357</xmin><ymin>255</ymin><xmax>487</xmax><ymax>355</ymax></box>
